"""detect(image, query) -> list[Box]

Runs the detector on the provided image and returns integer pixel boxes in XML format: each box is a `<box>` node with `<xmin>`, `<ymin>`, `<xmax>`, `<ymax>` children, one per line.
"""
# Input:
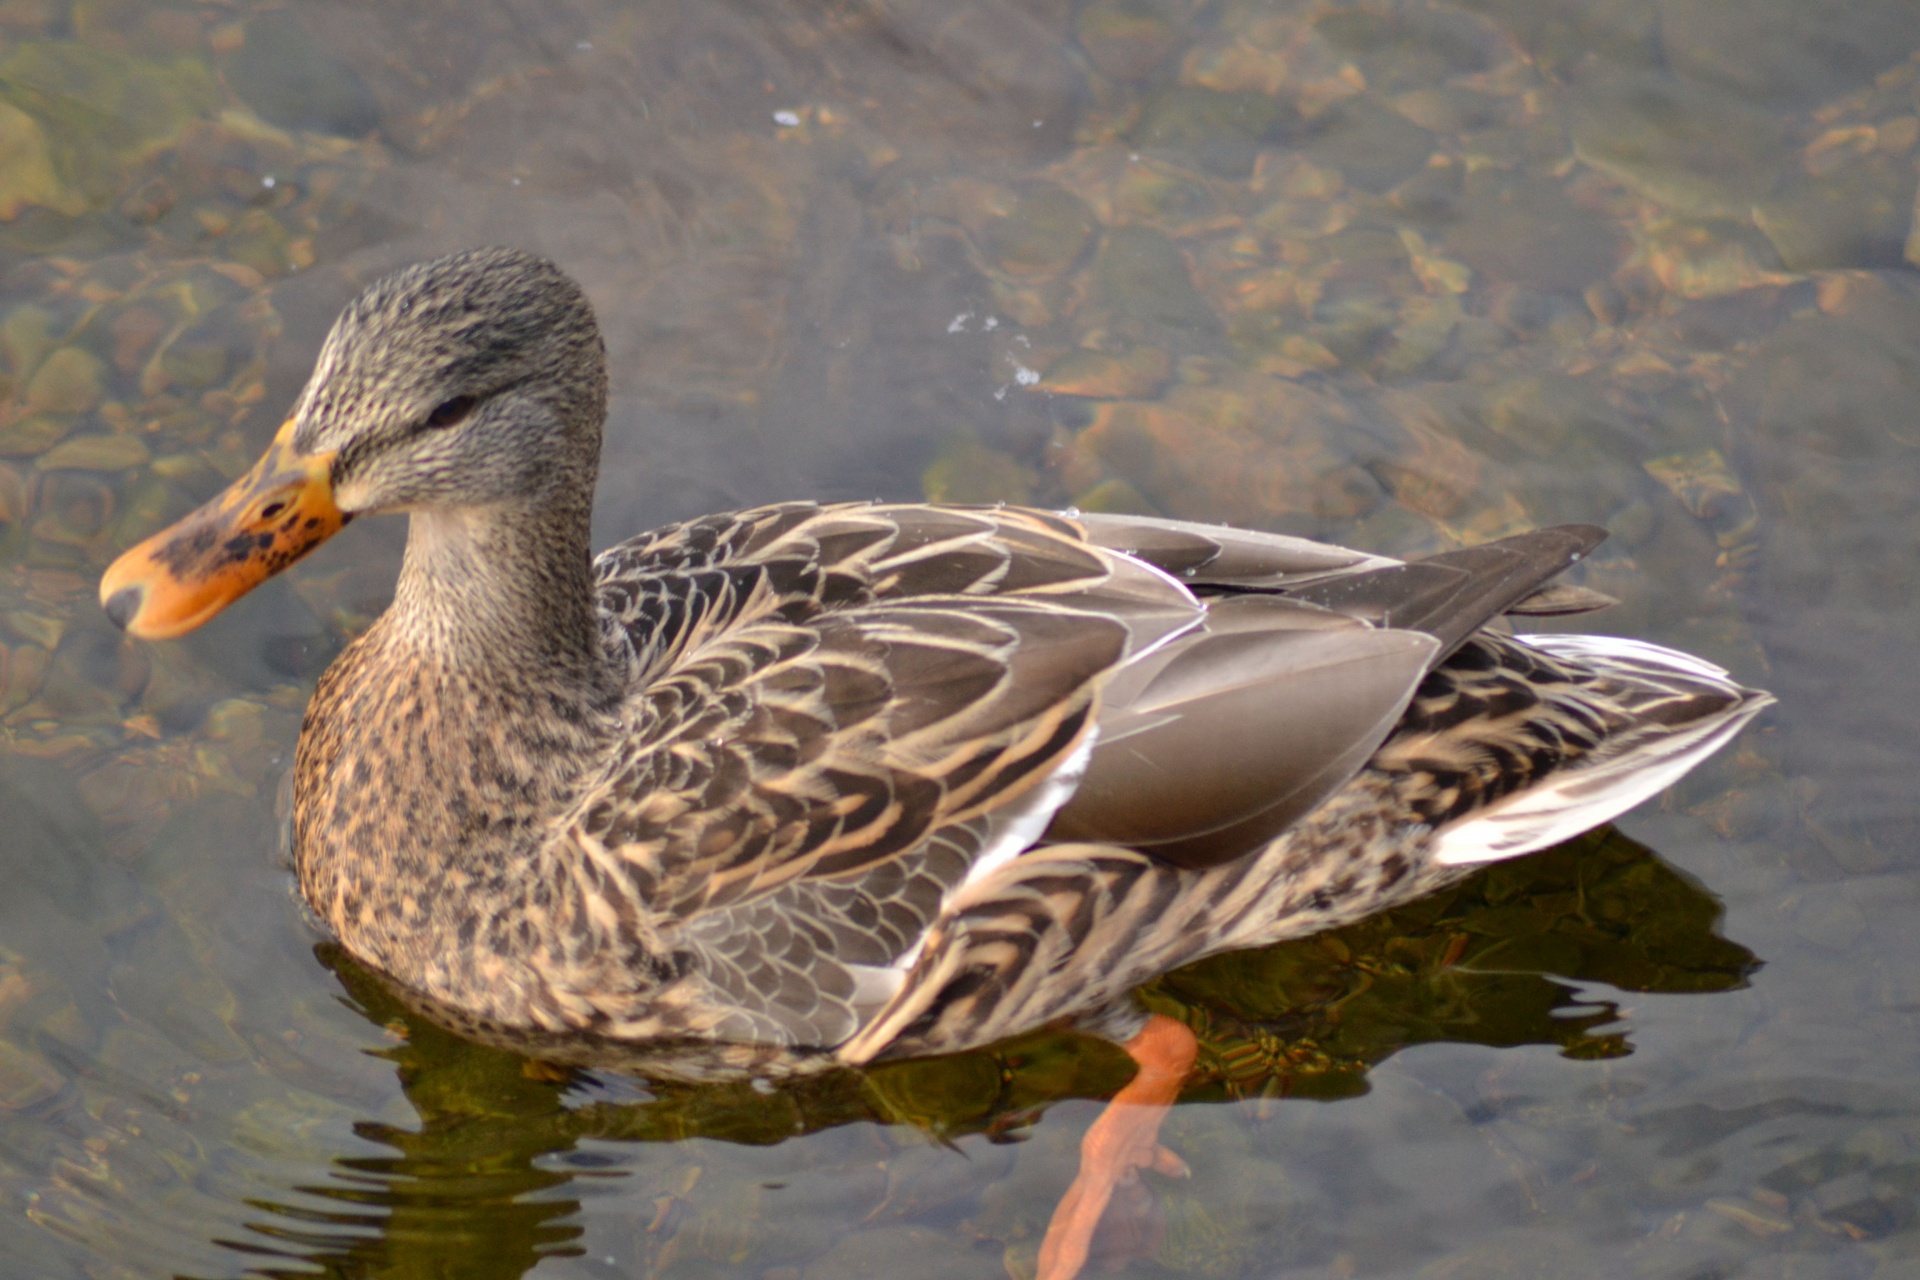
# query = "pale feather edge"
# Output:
<box><xmin>847</xmin><ymin>728</ymin><xmax>1100</xmax><ymax>1003</ymax></box>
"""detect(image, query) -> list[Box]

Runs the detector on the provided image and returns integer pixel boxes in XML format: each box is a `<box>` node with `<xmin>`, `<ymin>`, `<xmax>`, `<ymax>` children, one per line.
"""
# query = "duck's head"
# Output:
<box><xmin>100</xmin><ymin>247</ymin><xmax>608</xmax><ymax>638</ymax></box>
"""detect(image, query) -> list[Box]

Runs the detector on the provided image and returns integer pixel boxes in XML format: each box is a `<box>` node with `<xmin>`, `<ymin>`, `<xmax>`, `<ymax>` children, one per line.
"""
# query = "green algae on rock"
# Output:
<box><xmin>0</xmin><ymin>42</ymin><xmax>218</xmax><ymax>214</ymax></box>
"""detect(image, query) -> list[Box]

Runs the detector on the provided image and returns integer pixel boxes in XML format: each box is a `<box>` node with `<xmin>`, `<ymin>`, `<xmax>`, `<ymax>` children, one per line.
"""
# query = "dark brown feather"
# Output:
<box><xmin>1276</xmin><ymin>525</ymin><xmax>1608</xmax><ymax>657</ymax></box>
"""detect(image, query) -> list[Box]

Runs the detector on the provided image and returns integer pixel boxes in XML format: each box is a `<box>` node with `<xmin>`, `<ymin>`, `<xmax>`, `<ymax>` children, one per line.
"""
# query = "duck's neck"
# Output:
<box><xmin>388</xmin><ymin>499</ymin><xmax>610</xmax><ymax>692</ymax></box>
<box><xmin>293</xmin><ymin>496</ymin><xmax>623</xmax><ymax>992</ymax></box>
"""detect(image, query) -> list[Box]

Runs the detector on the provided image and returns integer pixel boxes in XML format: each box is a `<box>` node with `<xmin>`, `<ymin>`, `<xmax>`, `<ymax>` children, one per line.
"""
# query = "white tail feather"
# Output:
<box><xmin>1430</xmin><ymin>634</ymin><xmax>1772</xmax><ymax>866</ymax></box>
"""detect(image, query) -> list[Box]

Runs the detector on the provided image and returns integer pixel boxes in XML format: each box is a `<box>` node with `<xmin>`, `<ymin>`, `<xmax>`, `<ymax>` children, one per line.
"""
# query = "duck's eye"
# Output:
<box><xmin>423</xmin><ymin>395</ymin><xmax>477</xmax><ymax>429</ymax></box>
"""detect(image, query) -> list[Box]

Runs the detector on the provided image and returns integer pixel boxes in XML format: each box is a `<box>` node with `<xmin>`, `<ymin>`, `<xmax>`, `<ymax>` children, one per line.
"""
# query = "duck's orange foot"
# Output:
<box><xmin>1037</xmin><ymin>1013</ymin><xmax>1199</xmax><ymax>1280</ymax></box>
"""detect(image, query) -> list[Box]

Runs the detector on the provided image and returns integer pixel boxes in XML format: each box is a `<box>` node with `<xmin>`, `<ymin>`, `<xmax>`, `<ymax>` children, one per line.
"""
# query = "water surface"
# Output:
<box><xmin>2</xmin><ymin>1</ymin><xmax>1918</xmax><ymax>1277</ymax></box>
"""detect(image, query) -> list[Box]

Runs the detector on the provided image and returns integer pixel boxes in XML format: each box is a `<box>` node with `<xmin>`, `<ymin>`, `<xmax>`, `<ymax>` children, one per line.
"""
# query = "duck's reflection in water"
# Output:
<box><xmin>216</xmin><ymin>827</ymin><xmax>1755</xmax><ymax>1279</ymax></box>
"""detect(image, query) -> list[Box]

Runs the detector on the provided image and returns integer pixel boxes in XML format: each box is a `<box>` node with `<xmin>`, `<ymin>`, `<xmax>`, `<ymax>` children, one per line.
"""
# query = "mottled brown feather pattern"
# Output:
<box><xmin>852</xmin><ymin>633</ymin><xmax>1741</xmax><ymax>1062</ymax></box>
<box><xmin>300</xmin><ymin>497</ymin><xmax>1135</xmax><ymax>1042</ymax></box>
<box><xmin>1370</xmin><ymin>633</ymin><xmax>1739</xmax><ymax>826</ymax></box>
<box><xmin>262</xmin><ymin>251</ymin><xmax>1770</xmax><ymax>1078</ymax></box>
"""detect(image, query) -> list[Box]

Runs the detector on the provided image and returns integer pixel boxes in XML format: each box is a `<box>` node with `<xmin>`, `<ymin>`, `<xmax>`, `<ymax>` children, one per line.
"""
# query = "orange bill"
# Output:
<box><xmin>99</xmin><ymin>419</ymin><xmax>347</xmax><ymax>639</ymax></box>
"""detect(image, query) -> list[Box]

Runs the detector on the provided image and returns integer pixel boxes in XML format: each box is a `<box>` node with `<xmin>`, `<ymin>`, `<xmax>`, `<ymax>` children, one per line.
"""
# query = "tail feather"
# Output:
<box><xmin>1429</xmin><ymin>633</ymin><xmax>1773</xmax><ymax>866</ymax></box>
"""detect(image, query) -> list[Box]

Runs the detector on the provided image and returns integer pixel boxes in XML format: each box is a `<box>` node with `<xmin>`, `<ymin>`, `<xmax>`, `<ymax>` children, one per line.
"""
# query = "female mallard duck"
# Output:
<box><xmin>100</xmin><ymin>247</ymin><xmax>1770</xmax><ymax>1280</ymax></box>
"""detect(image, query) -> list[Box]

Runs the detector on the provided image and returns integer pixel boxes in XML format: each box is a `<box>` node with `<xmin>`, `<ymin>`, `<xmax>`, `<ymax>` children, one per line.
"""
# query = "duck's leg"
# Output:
<box><xmin>1037</xmin><ymin>1012</ymin><xmax>1199</xmax><ymax>1280</ymax></box>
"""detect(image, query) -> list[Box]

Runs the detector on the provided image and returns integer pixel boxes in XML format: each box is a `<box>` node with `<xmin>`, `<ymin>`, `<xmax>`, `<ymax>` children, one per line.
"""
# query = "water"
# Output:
<box><xmin>1</xmin><ymin>1</ymin><xmax>1918</xmax><ymax>1276</ymax></box>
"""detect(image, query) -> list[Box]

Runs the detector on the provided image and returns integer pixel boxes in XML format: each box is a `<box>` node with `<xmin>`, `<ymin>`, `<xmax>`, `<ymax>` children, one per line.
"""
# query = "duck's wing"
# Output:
<box><xmin>593</xmin><ymin>502</ymin><xmax>1203</xmax><ymax>681</ymax></box>
<box><xmin>572</xmin><ymin>504</ymin><xmax>1617</xmax><ymax>1041</ymax></box>
<box><xmin>576</xmin><ymin>596</ymin><xmax>1123</xmax><ymax>917</ymax></box>
<box><xmin>852</xmin><ymin>632</ymin><xmax>1772</xmax><ymax>1064</ymax></box>
<box><xmin>1270</xmin><ymin>525</ymin><xmax>1610</xmax><ymax>657</ymax></box>
<box><xmin>573</xmin><ymin>503</ymin><xmax>1204</xmax><ymax>1044</ymax></box>
<box><xmin>1045</xmin><ymin>516</ymin><xmax>1614</xmax><ymax>868</ymax></box>
<box><xmin>1075</xmin><ymin>513</ymin><xmax>1611</xmax><ymax>653</ymax></box>
<box><xmin>565</xmin><ymin>593</ymin><xmax>1127</xmax><ymax>1044</ymax></box>
<box><xmin>1043</xmin><ymin>598</ymin><xmax>1440</xmax><ymax>867</ymax></box>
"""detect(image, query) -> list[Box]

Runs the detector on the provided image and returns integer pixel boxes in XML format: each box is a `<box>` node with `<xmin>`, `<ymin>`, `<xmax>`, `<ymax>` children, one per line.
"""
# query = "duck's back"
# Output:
<box><xmin>549</xmin><ymin>503</ymin><xmax>1764</xmax><ymax>1061</ymax></box>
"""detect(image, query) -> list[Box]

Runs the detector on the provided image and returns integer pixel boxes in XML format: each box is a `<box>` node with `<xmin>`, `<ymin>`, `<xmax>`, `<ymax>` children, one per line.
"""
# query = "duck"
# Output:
<box><xmin>99</xmin><ymin>247</ymin><xmax>1771</xmax><ymax>1280</ymax></box>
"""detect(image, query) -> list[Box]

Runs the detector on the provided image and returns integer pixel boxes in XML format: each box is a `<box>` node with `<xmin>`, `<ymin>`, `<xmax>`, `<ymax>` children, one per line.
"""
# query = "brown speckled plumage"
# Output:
<box><xmin>242</xmin><ymin>249</ymin><xmax>1774</xmax><ymax>1079</ymax></box>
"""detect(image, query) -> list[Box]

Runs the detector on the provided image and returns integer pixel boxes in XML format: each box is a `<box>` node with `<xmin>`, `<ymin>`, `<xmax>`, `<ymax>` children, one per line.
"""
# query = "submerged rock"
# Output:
<box><xmin>220</xmin><ymin>11</ymin><xmax>380</xmax><ymax>139</ymax></box>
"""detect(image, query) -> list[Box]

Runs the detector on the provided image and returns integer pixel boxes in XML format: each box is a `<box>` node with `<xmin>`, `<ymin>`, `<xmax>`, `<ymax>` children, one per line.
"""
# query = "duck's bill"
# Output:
<box><xmin>99</xmin><ymin>419</ymin><xmax>346</xmax><ymax>639</ymax></box>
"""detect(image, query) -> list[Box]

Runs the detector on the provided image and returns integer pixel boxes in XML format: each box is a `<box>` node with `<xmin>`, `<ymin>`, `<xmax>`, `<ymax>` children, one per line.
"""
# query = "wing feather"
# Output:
<box><xmin>563</xmin><ymin>588</ymin><xmax>1124</xmax><ymax>1037</ymax></box>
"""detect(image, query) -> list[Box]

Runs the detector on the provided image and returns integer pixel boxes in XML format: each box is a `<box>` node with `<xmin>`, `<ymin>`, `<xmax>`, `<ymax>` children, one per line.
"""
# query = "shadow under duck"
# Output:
<box><xmin>99</xmin><ymin>247</ymin><xmax>1771</xmax><ymax>1280</ymax></box>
